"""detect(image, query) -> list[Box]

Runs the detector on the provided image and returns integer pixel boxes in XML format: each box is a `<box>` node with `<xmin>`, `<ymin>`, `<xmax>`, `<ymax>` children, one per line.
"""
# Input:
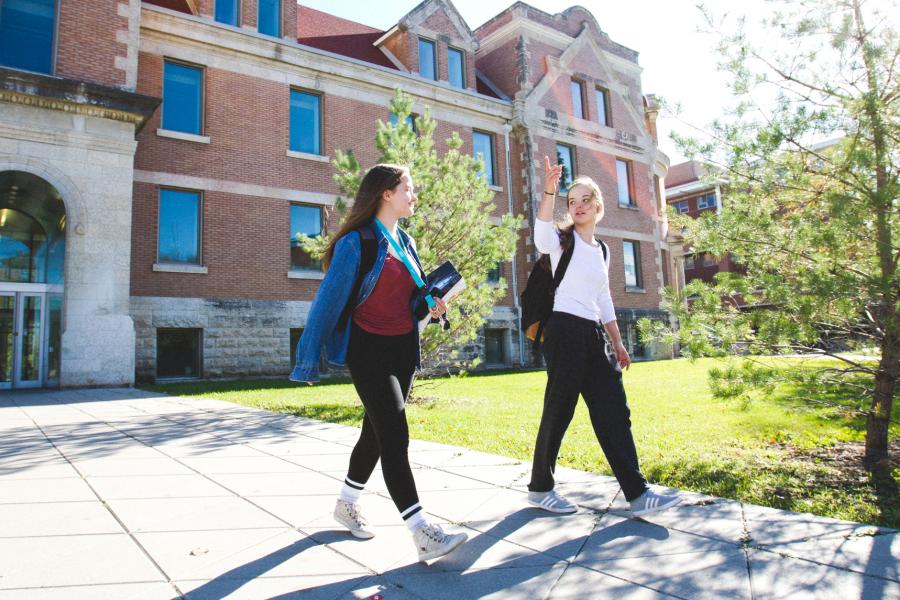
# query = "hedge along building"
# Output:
<box><xmin>0</xmin><ymin>0</ymin><xmax>672</xmax><ymax>387</ymax></box>
<box><xmin>0</xmin><ymin>1</ymin><xmax>159</xmax><ymax>389</ymax></box>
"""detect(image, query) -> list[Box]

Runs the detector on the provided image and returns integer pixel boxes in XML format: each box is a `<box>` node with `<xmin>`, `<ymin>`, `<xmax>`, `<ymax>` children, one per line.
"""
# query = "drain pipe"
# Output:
<box><xmin>502</xmin><ymin>122</ymin><xmax>525</xmax><ymax>366</ymax></box>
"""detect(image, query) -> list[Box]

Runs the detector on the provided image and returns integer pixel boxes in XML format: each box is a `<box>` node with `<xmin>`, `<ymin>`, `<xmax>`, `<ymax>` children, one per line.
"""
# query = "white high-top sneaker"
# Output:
<box><xmin>333</xmin><ymin>499</ymin><xmax>375</xmax><ymax>539</ymax></box>
<box><xmin>413</xmin><ymin>523</ymin><xmax>468</xmax><ymax>561</ymax></box>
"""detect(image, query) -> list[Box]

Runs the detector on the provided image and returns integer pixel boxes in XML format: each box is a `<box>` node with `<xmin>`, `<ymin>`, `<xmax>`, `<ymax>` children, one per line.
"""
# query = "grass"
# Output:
<box><xmin>144</xmin><ymin>356</ymin><xmax>900</xmax><ymax>528</ymax></box>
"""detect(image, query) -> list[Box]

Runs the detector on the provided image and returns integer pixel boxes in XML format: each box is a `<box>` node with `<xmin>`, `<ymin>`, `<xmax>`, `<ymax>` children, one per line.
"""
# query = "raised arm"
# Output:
<box><xmin>534</xmin><ymin>155</ymin><xmax>564</xmax><ymax>253</ymax></box>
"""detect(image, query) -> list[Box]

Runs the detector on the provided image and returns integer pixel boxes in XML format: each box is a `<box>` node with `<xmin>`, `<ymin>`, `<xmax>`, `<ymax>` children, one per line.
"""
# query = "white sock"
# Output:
<box><xmin>340</xmin><ymin>478</ymin><xmax>364</xmax><ymax>504</ymax></box>
<box><xmin>401</xmin><ymin>502</ymin><xmax>427</xmax><ymax>532</ymax></box>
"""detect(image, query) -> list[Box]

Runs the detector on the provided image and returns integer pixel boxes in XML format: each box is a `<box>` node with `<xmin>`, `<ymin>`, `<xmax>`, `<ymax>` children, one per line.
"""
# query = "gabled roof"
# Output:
<box><xmin>297</xmin><ymin>6</ymin><xmax>398</xmax><ymax>70</ymax></box>
<box><xmin>142</xmin><ymin>0</ymin><xmax>193</xmax><ymax>14</ymax></box>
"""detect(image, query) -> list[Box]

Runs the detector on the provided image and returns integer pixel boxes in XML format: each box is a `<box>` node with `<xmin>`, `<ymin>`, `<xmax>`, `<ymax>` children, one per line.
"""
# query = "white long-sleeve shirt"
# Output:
<box><xmin>534</xmin><ymin>218</ymin><xmax>617</xmax><ymax>325</ymax></box>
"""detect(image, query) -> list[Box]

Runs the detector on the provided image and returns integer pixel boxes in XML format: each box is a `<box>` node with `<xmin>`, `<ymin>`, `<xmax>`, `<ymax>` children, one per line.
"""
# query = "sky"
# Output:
<box><xmin>293</xmin><ymin>0</ymin><xmax>770</xmax><ymax>166</ymax></box>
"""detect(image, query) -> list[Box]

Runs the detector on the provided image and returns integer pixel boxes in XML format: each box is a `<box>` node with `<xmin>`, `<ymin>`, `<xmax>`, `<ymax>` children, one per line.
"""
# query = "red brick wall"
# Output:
<box><xmin>133</xmin><ymin>51</ymin><xmax>512</xmax><ymax>301</ymax></box>
<box><xmin>474</xmin><ymin>38</ymin><xmax>519</xmax><ymax>99</ymax></box>
<box><xmin>55</xmin><ymin>0</ymin><xmax>128</xmax><ymax>88</ymax></box>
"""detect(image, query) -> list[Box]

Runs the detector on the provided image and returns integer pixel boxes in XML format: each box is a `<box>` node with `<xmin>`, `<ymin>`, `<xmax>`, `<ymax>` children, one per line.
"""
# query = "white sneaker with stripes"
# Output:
<box><xmin>527</xmin><ymin>490</ymin><xmax>578</xmax><ymax>514</ymax></box>
<box><xmin>334</xmin><ymin>499</ymin><xmax>375</xmax><ymax>539</ymax></box>
<box><xmin>629</xmin><ymin>489</ymin><xmax>681</xmax><ymax>517</ymax></box>
<box><xmin>413</xmin><ymin>523</ymin><xmax>468</xmax><ymax>561</ymax></box>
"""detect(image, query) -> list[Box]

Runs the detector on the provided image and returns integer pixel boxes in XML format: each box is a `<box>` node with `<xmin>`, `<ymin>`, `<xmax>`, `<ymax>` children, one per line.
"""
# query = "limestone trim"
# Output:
<box><xmin>116</xmin><ymin>0</ymin><xmax>142</xmax><ymax>90</ymax></box>
<box><xmin>397</xmin><ymin>0</ymin><xmax>479</xmax><ymax>52</ymax></box>
<box><xmin>0</xmin><ymin>122</ymin><xmax>137</xmax><ymax>156</ymax></box>
<box><xmin>0</xmin><ymin>88</ymin><xmax>146</xmax><ymax>127</ymax></box>
<box><xmin>0</xmin><ymin>155</ymin><xmax>89</xmax><ymax>237</ymax></box>
<box><xmin>287</xmin><ymin>270</ymin><xmax>326</xmax><ymax>280</ymax></box>
<box><xmin>156</xmin><ymin>128</ymin><xmax>211</xmax><ymax>144</ymax></box>
<box><xmin>153</xmin><ymin>263</ymin><xmax>208</xmax><ymax>274</ymax></box>
<box><xmin>476</xmin><ymin>15</ymin><xmax>642</xmax><ymax>76</ymax></box>
<box><xmin>527</xmin><ymin>29</ymin><xmax>648</xmax><ymax>144</ymax></box>
<box><xmin>0</xmin><ymin>66</ymin><xmax>160</xmax><ymax>130</ymax></box>
<box><xmin>134</xmin><ymin>169</ymin><xmax>338</xmax><ymax>206</ymax></box>
<box><xmin>285</xmin><ymin>150</ymin><xmax>330</xmax><ymax>162</ymax></box>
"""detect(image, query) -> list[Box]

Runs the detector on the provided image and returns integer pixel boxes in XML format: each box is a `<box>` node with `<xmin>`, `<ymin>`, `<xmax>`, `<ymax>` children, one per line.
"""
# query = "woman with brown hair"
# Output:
<box><xmin>290</xmin><ymin>164</ymin><xmax>467</xmax><ymax>561</ymax></box>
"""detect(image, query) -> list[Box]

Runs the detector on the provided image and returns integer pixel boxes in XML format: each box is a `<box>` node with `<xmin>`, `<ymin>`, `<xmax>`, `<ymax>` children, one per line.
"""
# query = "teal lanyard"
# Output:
<box><xmin>373</xmin><ymin>219</ymin><xmax>437</xmax><ymax>309</ymax></box>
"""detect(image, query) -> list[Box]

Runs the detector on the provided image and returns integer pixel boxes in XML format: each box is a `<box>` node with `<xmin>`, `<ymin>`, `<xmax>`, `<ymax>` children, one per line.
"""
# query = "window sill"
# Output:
<box><xmin>618</xmin><ymin>203</ymin><xmax>640</xmax><ymax>211</ymax></box>
<box><xmin>288</xmin><ymin>270</ymin><xmax>325</xmax><ymax>280</ymax></box>
<box><xmin>625</xmin><ymin>286</ymin><xmax>646</xmax><ymax>293</ymax></box>
<box><xmin>153</xmin><ymin>263</ymin><xmax>208</xmax><ymax>274</ymax></box>
<box><xmin>488</xmin><ymin>184</ymin><xmax>503</xmax><ymax>193</ymax></box>
<box><xmin>286</xmin><ymin>150</ymin><xmax>329</xmax><ymax>162</ymax></box>
<box><xmin>156</xmin><ymin>129</ymin><xmax>210</xmax><ymax>144</ymax></box>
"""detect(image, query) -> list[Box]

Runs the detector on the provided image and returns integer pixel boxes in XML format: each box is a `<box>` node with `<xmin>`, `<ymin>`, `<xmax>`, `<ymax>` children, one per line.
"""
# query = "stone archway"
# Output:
<box><xmin>0</xmin><ymin>170</ymin><xmax>66</xmax><ymax>388</ymax></box>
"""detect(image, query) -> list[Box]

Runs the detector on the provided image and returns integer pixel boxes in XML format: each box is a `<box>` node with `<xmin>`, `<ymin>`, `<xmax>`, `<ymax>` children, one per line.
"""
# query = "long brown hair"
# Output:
<box><xmin>323</xmin><ymin>163</ymin><xmax>409</xmax><ymax>270</ymax></box>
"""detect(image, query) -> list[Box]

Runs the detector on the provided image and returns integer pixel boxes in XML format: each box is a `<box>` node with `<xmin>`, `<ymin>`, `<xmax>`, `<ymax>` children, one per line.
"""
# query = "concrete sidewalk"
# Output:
<box><xmin>1</xmin><ymin>388</ymin><xmax>897</xmax><ymax>599</ymax></box>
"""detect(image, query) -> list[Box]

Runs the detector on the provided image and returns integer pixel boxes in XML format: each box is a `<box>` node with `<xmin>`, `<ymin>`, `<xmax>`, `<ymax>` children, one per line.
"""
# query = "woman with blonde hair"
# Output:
<box><xmin>291</xmin><ymin>163</ymin><xmax>467</xmax><ymax>561</ymax></box>
<box><xmin>526</xmin><ymin>156</ymin><xmax>681</xmax><ymax>516</ymax></box>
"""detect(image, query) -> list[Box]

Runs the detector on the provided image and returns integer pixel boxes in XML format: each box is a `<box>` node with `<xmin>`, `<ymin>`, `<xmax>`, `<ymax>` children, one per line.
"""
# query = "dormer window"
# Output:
<box><xmin>448</xmin><ymin>47</ymin><xmax>465</xmax><ymax>88</ymax></box>
<box><xmin>418</xmin><ymin>38</ymin><xmax>437</xmax><ymax>80</ymax></box>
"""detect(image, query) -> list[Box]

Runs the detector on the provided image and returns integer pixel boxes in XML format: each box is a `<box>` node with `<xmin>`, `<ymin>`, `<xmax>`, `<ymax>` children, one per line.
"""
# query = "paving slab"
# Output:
<box><xmin>0</xmin><ymin>476</ymin><xmax>96</xmax><ymax>503</ymax></box>
<box><xmin>86</xmin><ymin>474</ymin><xmax>234</xmax><ymax>500</ymax></box>
<box><xmin>134</xmin><ymin>528</ymin><xmax>366</xmax><ymax>580</ymax></box>
<box><xmin>105</xmin><ymin>496</ymin><xmax>286</xmax><ymax>532</ymax></box>
<box><xmin>574</xmin><ymin>513</ymin><xmax>752</xmax><ymax>600</ymax></box>
<box><xmin>758</xmin><ymin>530</ymin><xmax>900</xmax><ymax>582</ymax></box>
<box><xmin>749</xmin><ymin>548</ymin><xmax>900</xmax><ymax>600</ymax></box>
<box><xmin>176</xmin><ymin>573</ymin><xmax>374</xmax><ymax>600</ymax></box>
<box><xmin>548</xmin><ymin>564</ymin><xmax>675</xmax><ymax>599</ymax></box>
<box><xmin>0</xmin><ymin>501</ymin><xmax>123</xmax><ymax>536</ymax></box>
<box><xmin>0</xmin><ymin>583</ymin><xmax>178</xmax><ymax>600</ymax></box>
<box><xmin>0</xmin><ymin>534</ymin><xmax>164</xmax><ymax>588</ymax></box>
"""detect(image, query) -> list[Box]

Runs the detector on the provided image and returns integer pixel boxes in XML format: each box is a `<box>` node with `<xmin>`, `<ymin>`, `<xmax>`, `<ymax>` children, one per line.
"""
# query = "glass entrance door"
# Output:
<box><xmin>0</xmin><ymin>292</ymin><xmax>45</xmax><ymax>389</ymax></box>
<box><xmin>0</xmin><ymin>293</ymin><xmax>13</xmax><ymax>389</ymax></box>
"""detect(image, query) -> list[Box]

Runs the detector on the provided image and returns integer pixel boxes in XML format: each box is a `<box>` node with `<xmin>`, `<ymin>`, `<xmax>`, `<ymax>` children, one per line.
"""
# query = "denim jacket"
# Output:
<box><xmin>289</xmin><ymin>224</ymin><xmax>426</xmax><ymax>383</ymax></box>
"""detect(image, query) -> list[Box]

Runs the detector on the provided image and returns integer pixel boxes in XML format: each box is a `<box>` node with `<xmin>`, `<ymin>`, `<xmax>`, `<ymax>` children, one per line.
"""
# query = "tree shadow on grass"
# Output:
<box><xmin>264</xmin><ymin>403</ymin><xmax>364</xmax><ymax>426</ymax></box>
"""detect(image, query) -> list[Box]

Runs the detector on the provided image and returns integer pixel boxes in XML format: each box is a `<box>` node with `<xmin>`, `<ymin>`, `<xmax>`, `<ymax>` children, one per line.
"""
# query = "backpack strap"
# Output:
<box><xmin>337</xmin><ymin>223</ymin><xmax>378</xmax><ymax>329</ymax></box>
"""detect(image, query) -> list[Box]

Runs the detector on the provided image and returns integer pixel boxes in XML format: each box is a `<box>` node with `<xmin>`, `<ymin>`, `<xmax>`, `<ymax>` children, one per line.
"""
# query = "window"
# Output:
<box><xmin>623</xmin><ymin>240</ymin><xmax>642</xmax><ymax>288</ymax></box>
<box><xmin>697</xmin><ymin>193</ymin><xmax>717</xmax><ymax>210</ymax></box>
<box><xmin>703</xmin><ymin>253</ymin><xmax>716</xmax><ymax>267</ymax></box>
<box><xmin>673</xmin><ymin>199</ymin><xmax>690</xmax><ymax>214</ymax></box>
<box><xmin>595</xmin><ymin>87</ymin><xmax>611</xmax><ymax>126</ymax></box>
<box><xmin>257</xmin><ymin>0</ymin><xmax>280</xmax><ymax>36</ymax></box>
<box><xmin>447</xmin><ymin>47</ymin><xmax>465</xmax><ymax>88</ymax></box>
<box><xmin>389</xmin><ymin>112</ymin><xmax>416</xmax><ymax>134</ymax></box>
<box><xmin>290</xmin><ymin>204</ymin><xmax>322</xmax><ymax>270</ymax></box>
<box><xmin>0</xmin><ymin>0</ymin><xmax>56</xmax><ymax>74</ymax></box>
<box><xmin>570</xmin><ymin>79</ymin><xmax>585</xmax><ymax>119</ymax></box>
<box><xmin>487</xmin><ymin>263</ymin><xmax>501</xmax><ymax>283</ymax></box>
<box><xmin>214</xmin><ymin>0</ymin><xmax>238</xmax><ymax>25</ymax></box>
<box><xmin>418</xmin><ymin>38</ymin><xmax>436</xmax><ymax>80</ymax></box>
<box><xmin>158</xmin><ymin>189</ymin><xmax>201</xmax><ymax>265</ymax></box>
<box><xmin>473</xmin><ymin>131</ymin><xmax>496</xmax><ymax>185</ymax></box>
<box><xmin>684</xmin><ymin>253</ymin><xmax>695</xmax><ymax>270</ymax></box>
<box><xmin>616</xmin><ymin>159</ymin><xmax>636</xmax><ymax>207</ymax></box>
<box><xmin>157</xmin><ymin>328</ymin><xmax>201</xmax><ymax>379</ymax></box>
<box><xmin>556</xmin><ymin>144</ymin><xmax>575</xmax><ymax>193</ymax></box>
<box><xmin>289</xmin><ymin>89</ymin><xmax>321</xmax><ymax>155</ymax></box>
<box><xmin>484</xmin><ymin>329</ymin><xmax>507</xmax><ymax>365</ymax></box>
<box><xmin>162</xmin><ymin>61</ymin><xmax>203</xmax><ymax>135</ymax></box>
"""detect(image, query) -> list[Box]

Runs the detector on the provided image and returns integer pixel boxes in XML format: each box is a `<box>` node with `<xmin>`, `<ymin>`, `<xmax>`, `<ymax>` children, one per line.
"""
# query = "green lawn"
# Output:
<box><xmin>144</xmin><ymin>357</ymin><xmax>899</xmax><ymax>528</ymax></box>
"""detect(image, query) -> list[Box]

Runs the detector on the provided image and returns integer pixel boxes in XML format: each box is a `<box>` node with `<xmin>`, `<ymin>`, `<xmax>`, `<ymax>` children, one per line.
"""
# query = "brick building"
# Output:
<box><xmin>664</xmin><ymin>160</ymin><xmax>735</xmax><ymax>288</ymax></box>
<box><xmin>0</xmin><ymin>0</ymin><xmax>673</xmax><ymax>388</ymax></box>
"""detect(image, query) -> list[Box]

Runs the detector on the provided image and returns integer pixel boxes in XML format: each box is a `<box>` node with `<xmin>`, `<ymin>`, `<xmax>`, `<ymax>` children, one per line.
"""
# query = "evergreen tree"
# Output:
<box><xmin>643</xmin><ymin>0</ymin><xmax>898</xmax><ymax>469</ymax></box>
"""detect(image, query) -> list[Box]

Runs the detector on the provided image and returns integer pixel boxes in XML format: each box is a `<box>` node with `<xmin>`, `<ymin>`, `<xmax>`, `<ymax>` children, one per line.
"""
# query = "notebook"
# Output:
<box><xmin>418</xmin><ymin>261</ymin><xmax>466</xmax><ymax>332</ymax></box>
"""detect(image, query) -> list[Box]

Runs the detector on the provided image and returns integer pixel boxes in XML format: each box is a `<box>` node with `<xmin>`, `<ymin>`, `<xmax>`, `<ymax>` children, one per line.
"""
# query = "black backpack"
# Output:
<box><xmin>520</xmin><ymin>231</ymin><xmax>608</xmax><ymax>354</ymax></box>
<box><xmin>336</xmin><ymin>223</ymin><xmax>379</xmax><ymax>330</ymax></box>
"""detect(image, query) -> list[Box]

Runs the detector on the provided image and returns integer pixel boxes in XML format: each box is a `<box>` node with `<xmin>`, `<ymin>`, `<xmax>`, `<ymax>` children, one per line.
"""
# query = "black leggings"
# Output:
<box><xmin>345</xmin><ymin>322</ymin><xmax>419</xmax><ymax>513</ymax></box>
<box><xmin>528</xmin><ymin>312</ymin><xmax>649</xmax><ymax>501</ymax></box>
